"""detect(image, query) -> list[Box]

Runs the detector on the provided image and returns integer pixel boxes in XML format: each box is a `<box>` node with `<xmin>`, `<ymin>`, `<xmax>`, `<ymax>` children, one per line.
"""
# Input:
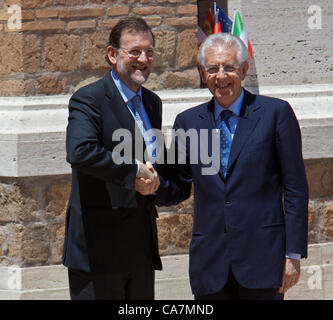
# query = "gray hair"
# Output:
<box><xmin>198</xmin><ymin>33</ymin><xmax>250</xmax><ymax>67</ymax></box>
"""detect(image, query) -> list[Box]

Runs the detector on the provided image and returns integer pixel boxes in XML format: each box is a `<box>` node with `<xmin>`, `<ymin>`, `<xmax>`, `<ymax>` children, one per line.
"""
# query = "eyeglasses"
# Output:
<box><xmin>118</xmin><ymin>47</ymin><xmax>156</xmax><ymax>59</ymax></box>
<box><xmin>204</xmin><ymin>64</ymin><xmax>240</xmax><ymax>75</ymax></box>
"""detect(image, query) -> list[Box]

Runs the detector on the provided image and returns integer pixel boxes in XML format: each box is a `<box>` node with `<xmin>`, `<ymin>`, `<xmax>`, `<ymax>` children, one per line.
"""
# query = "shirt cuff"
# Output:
<box><xmin>136</xmin><ymin>160</ymin><xmax>141</xmax><ymax>176</ymax></box>
<box><xmin>285</xmin><ymin>253</ymin><xmax>301</xmax><ymax>260</ymax></box>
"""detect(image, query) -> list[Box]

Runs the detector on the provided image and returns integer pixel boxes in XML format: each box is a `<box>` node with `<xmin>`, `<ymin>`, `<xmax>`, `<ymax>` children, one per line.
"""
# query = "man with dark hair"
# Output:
<box><xmin>63</xmin><ymin>17</ymin><xmax>162</xmax><ymax>300</ymax></box>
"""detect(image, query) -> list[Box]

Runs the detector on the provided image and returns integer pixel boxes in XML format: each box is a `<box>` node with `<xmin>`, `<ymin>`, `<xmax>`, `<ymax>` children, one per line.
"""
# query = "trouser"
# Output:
<box><xmin>68</xmin><ymin>262</ymin><xmax>155</xmax><ymax>300</ymax></box>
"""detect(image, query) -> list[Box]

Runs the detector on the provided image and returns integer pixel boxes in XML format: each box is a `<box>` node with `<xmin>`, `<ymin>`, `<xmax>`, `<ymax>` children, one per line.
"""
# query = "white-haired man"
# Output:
<box><xmin>155</xmin><ymin>33</ymin><xmax>308</xmax><ymax>300</ymax></box>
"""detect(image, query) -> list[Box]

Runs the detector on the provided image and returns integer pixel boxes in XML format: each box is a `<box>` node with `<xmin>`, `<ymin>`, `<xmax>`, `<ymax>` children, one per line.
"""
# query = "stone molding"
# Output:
<box><xmin>0</xmin><ymin>242</ymin><xmax>332</xmax><ymax>300</ymax></box>
<box><xmin>0</xmin><ymin>84</ymin><xmax>332</xmax><ymax>177</ymax></box>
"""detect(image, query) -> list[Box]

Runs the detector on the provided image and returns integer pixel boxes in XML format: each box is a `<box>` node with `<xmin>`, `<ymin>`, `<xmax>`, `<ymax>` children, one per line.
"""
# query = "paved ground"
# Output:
<box><xmin>155</xmin><ymin>243</ymin><xmax>333</xmax><ymax>300</ymax></box>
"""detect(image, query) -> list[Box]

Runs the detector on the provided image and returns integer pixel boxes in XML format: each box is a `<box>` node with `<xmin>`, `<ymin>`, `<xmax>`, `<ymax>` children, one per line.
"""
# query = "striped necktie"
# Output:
<box><xmin>131</xmin><ymin>95</ymin><xmax>157</xmax><ymax>163</ymax></box>
<box><xmin>217</xmin><ymin>110</ymin><xmax>233</xmax><ymax>178</ymax></box>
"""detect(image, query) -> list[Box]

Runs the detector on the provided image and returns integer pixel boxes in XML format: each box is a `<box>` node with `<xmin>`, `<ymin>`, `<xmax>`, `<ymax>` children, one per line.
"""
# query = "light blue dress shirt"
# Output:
<box><xmin>111</xmin><ymin>70</ymin><xmax>157</xmax><ymax>174</ymax></box>
<box><xmin>213</xmin><ymin>89</ymin><xmax>300</xmax><ymax>260</ymax></box>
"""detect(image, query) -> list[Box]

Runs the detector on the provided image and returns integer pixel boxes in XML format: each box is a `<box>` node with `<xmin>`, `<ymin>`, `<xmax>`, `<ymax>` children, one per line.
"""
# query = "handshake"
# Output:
<box><xmin>135</xmin><ymin>161</ymin><xmax>160</xmax><ymax>195</ymax></box>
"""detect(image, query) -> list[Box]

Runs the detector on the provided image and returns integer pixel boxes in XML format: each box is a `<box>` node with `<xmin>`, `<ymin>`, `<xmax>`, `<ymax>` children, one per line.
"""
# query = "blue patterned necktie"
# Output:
<box><xmin>131</xmin><ymin>95</ymin><xmax>157</xmax><ymax>163</ymax></box>
<box><xmin>217</xmin><ymin>110</ymin><xmax>233</xmax><ymax>178</ymax></box>
<box><xmin>132</xmin><ymin>95</ymin><xmax>145</xmax><ymax>130</ymax></box>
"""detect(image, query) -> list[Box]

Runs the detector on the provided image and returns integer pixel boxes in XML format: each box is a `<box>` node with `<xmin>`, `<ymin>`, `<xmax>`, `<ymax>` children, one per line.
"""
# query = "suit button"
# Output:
<box><xmin>225</xmin><ymin>200</ymin><xmax>231</xmax><ymax>204</ymax></box>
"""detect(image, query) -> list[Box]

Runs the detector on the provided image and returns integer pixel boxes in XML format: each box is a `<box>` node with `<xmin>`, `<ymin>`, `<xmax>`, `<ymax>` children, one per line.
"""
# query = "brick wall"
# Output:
<box><xmin>0</xmin><ymin>0</ymin><xmax>200</xmax><ymax>96</ymax></box>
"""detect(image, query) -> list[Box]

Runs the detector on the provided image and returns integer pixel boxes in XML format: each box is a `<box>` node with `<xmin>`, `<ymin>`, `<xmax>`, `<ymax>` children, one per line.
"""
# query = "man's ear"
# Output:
<box><xmin>198</xmin><ymin>65</ymin><xmax>207</xmax><ymax>84</ymax></box>
<box><xmin>107</xmin><ymin>46</ymin><xmax>117</xmax><ymax>65</ymax></box>
<box><xmin>241</xmin><ymin>61</ymin><xmax>249</xmax><ymax>81</ymax></box>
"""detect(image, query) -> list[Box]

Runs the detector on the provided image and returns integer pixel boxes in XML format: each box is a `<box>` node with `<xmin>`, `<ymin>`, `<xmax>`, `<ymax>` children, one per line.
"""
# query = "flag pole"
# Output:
<box><xmin>231</xmin><ymin>11</ymin><xmax>236</xmax><ymax>34</ymax></box>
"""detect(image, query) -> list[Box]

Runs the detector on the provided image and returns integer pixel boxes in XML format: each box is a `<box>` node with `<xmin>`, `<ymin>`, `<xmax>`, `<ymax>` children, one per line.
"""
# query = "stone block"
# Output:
<box><xmin>305</xmin><ymin>159</ymin><xmax>333</xmax><ymax>198</ymax></box>
<box><xmin>163</xmin><ymin>68</ymin><xmax>200</xmax><ymax>89</ymax></box>
<box><xmin>153</xmin><ymin>29</ymin><xmax>176</xmax><ymax>68</ymax></box>
<box><xmin>44</xmin><ymin>34</ymin><xmax>80</xmax><ymax>72</ymax></box>
<box><xmin>132</xmin><ymin>6</ymin><xmax>174</xmax><ymax>16</ymax></box>
<box><xmin>157</xmin><ymin>213</ymin><xmax>193</xmax><ymax>255</ymax></box>
<box><xmin>56</xmin><ymin>0</ymin><xmax>86</xmax><ymax>5</ymax></box>
<box><xmin>0</xmin><ymin>180</ymin><xmax>38</xmax><ymax>223</ymax></box>
<box><xmin>82</xmin><ymin>31</ymin><xmax>110</xmax><ymax>70</ymax></box>
<box><xmin>323</xmin><ymin>204</ymin><xmax>333</xmax><ymax>240</ymax></box>
<box><xmin>50</xmin><ymin>223</ymin><xmax>66</xmax><ymax>264</ymax></box>
<box><xmin>0</xmin><ymin>34</ymin><xmax>23</xmax><ymax>74</ymax></box>
<box><xmin>45</xmin><ymin>179</ymin><xmax>70</xmax><ymax>219</ymax></box>
<box><xmin>166</xmin><ymin>17</ymin><xmax>197</xmax><ymax>27</ymax></box>
<box><xmin>67</xmin><ymin>19</ymin><xmax>96</xmax><ymax>30</ymax></box>
<box><xmin>38</xmin><ymin>76</ymin><xmax>67</xmax><ymax>95</ymax></box>
<box><xmin>143</xmin><ymin>73</ymin><xmax>164</xmax><ymax>91</ymax></box>
<box><xmin>59</xmin><ymin>8</ymin><xmax>105</xmax><ymax>19</ymax></box>
<box><xmin>5</xmin><ymin>0</ymin><xmax>52</xmax><ymax>9</ymax></box>
<box><xmin>177</xmin><ymin>29</ymin><xmax>198</xmax><ymax>69</ymax></box>
<box><xmin>36</xmin><ymin>9</ymin><xmax>59</xmax><ymax>19</ymax></box>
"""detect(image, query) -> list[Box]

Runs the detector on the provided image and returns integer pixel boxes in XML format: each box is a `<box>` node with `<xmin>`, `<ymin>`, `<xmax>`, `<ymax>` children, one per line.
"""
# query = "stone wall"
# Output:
<box><xmin>0</xmin><ymin>175</ymin><xmax>70</xmax><ymax>267</ymax></box>
<box><xmin>230</xmin><ymin>0</ymin><xmax>333</xmax><ymax>88</ymax></box>
<box><xmin>0</xmin><ymin>0</ymin><xmax>200</xmax><ymax>97</ymax></box>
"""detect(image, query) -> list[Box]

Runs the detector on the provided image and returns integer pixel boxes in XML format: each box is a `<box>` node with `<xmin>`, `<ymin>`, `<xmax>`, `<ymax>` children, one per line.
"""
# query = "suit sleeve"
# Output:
<box><xmin>276</xmin><ymin>102</ymin><xmax>309</xmax><ymax>258</ymax></box>
<box><xmin>155</xmin><ymin>114</ymin><xmax>193</xmax><ymax>206</ymax></box>
<box><xmin>66</xmin><ymin>89</ymin><xmax>137</xmax><ymax>190</ymax></box>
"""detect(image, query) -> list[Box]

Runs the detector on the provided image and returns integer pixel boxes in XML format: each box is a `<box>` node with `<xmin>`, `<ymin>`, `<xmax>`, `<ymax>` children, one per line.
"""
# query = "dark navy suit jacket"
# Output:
<box><xmin>156</xmin><ymin>89</ymin><xmax>308</xmax><ymax>295</ymax></box>
<box><xmin>63</xmin><ymin>72</ymin><xmax>162</xmax><ymax>273</ymax></box>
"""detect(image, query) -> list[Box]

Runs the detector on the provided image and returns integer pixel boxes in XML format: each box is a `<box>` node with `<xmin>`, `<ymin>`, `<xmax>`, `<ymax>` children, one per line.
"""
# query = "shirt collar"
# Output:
<box><xmin>111</xmin><ymin>70</ymin><xmax>142</xmax><ymax>104</ymax></box>
<box><xmin>214</xmin><ymin>88</ymin><xmax>244</xmax><ymax>121</ymax></box>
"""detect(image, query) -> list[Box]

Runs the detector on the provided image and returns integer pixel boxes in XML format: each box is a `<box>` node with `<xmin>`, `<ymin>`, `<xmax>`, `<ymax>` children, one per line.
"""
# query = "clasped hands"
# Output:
<box><xmin>135</xmin><ymin>161</ymin><xmax>160</xmax><ymax>195</ymax></box>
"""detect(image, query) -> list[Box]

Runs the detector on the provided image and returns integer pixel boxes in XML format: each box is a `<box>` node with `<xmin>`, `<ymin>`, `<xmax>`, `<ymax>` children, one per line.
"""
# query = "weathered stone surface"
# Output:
<box><xmin>44</xmin><ymin>34</ymin><xmax>80</xmax><ymax>72</ymax></box>
<box><xmin>0</xmin><ymin>34</ymin><xmax>23</xmax><ymax>74</ymax></box>
<box><xmin>157</xmin><ymin>213</ymin><xmax>193</xmax><ymax>255</ymax></box>
<box><xmin>308</xmin><ymin>204</ymin><xmax>315</xmax><ymax>226</ymax></box>
<box><xmin>241</xmin><ymin>0</ymin><xmax>333</xmax><ymax>86</ymax></box>
<box><xmin>21</xmin><ymin>223</ymin><xmax>50</xmax><ymax>265</ymax></box>
<box><xmin>163</xmin><ymin>68</ymin><xmax>200</xmax><ymax>88</ymax></box>
<box><xmin>177</xmin><ymin>29</ymin><xmax>198</xmax><ymax>69</ymax></box>
<box><xmin>45</xmin><ymin>178</ymin><xmax>71</xmax><ymax>220</ymax></box>
<box><xmin>82</xmin><ymin>31</ymin><xmax>110</xmax><ymax>70</ymax></box>
<box><xmin>22</xmin><ymin>35</ymin><xmax>41</xmax><ymax>74</ymax></box>
<box><xmin>144</xmin><ymin>72</ymin><xmax>164</xmax><ymax>91</ymax></box>
<box><xmin>323</xmin><ymin>204</ymin><xmax>333</xmax><ymax>239</ymax></box>
<box><xmin>74</xmin><ymin>76</ymin><xmax>102</xmax><ymax>91</ymax></box>
<box><xmin>38</xmin><ymin>76</ymin><xmax>67</xmax><ymax>95</ymax></box>
<box><xmin>0</xmin><ymin>182</ymin><xmax>38</xmax><ymax>223</ymax></box>
<box><xmin>305</xmin><ymin>159</ymin><xmax>333</xmax><ymax>198</ymax></box>
<box><xmin>50</xmin><ymin>223</ymin><xmax>65</xmax><ymax>264</ymax></box>
<box><xmin>6</xmin><ymin>0</ymin><xmax>53</xmax><ymax>9</ymax></box>
<box><xmin>2</xmin><ymin>223</ymin><xmax>49</xmax><ymax>266</ymax></box>
<box><xmin>153</xmin><ymin>30</ymin><xmax>177</xmax><ymax>68</ymax></box>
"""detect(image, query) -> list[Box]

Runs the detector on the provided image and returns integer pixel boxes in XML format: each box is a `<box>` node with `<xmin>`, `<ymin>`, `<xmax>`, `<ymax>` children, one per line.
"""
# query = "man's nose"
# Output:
<box><xmin>137</xmin><ymin>51</ymin><xmax>149</xmax><ymax>63</ymax></box>
<box><xmin>216</xmin><ymin>67</ymin><xmax>228</xmax><ymax>78</ymax></box>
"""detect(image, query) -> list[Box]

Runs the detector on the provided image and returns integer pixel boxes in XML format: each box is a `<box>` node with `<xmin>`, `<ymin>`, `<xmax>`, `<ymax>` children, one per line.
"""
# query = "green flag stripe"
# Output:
<box><xmin>232</xmin><ymin>11</ymin><xmax>243</xmax><ymax>37</ymax></box>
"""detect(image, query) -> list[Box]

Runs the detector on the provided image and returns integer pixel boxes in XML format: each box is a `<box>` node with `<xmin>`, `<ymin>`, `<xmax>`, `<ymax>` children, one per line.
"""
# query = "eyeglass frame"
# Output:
<box><xmin>203</xmin><ymin>63</ymin><xmax>242</xmax><ymax>75</ymax></box>
<box><xmin>116</xmin><ymin>47</ymin><xmax>157</xmax><ymax>59</ymax></box>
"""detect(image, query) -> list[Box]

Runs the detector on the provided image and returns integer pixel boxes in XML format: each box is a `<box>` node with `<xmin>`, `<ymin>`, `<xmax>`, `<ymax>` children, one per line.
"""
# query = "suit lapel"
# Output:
<box><xmin>142</xmin><ymin>88</ymin><xmax>161</xmax><ymax>130</ymax></box>
<box><xmin>227</xmin><ymin>90</ymin><xmax>261</xmax><ymax>171</ymax></box>
<box><xmin>103</xmin><ymin>72</ymin><xmax>147</xmax><ymax>162</ymax></box>
<box><xmin>198</xmin><ymin>99</ymin><xmax>226</xmax><ymax>180</ymax></box>
<box><xmin>103</xmin><ymin>72</ymin><xmax>137</xmax><ymax>136</ymax></box>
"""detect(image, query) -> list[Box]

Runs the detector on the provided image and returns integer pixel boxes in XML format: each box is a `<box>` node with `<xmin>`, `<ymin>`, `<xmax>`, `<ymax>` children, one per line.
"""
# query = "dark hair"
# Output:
<box><xmin>105</xmin><ymin>17</ymin><xmax>155</xmax><ymax>66</ymax></box>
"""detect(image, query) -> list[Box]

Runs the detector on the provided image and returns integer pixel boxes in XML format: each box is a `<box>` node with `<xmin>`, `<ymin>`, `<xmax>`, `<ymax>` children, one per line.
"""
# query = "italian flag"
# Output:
<box><xmin>232</xmin><ymin>11</ymin><xmax>253</xmax><ymax>59</ymax></box>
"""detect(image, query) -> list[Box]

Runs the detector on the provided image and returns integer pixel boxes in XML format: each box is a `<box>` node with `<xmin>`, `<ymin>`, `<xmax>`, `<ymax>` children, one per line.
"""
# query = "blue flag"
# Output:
<box><xmin>215</xmin><ymin>5</ymin><xmax>233</xmax><ymax>33</ymax></box>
